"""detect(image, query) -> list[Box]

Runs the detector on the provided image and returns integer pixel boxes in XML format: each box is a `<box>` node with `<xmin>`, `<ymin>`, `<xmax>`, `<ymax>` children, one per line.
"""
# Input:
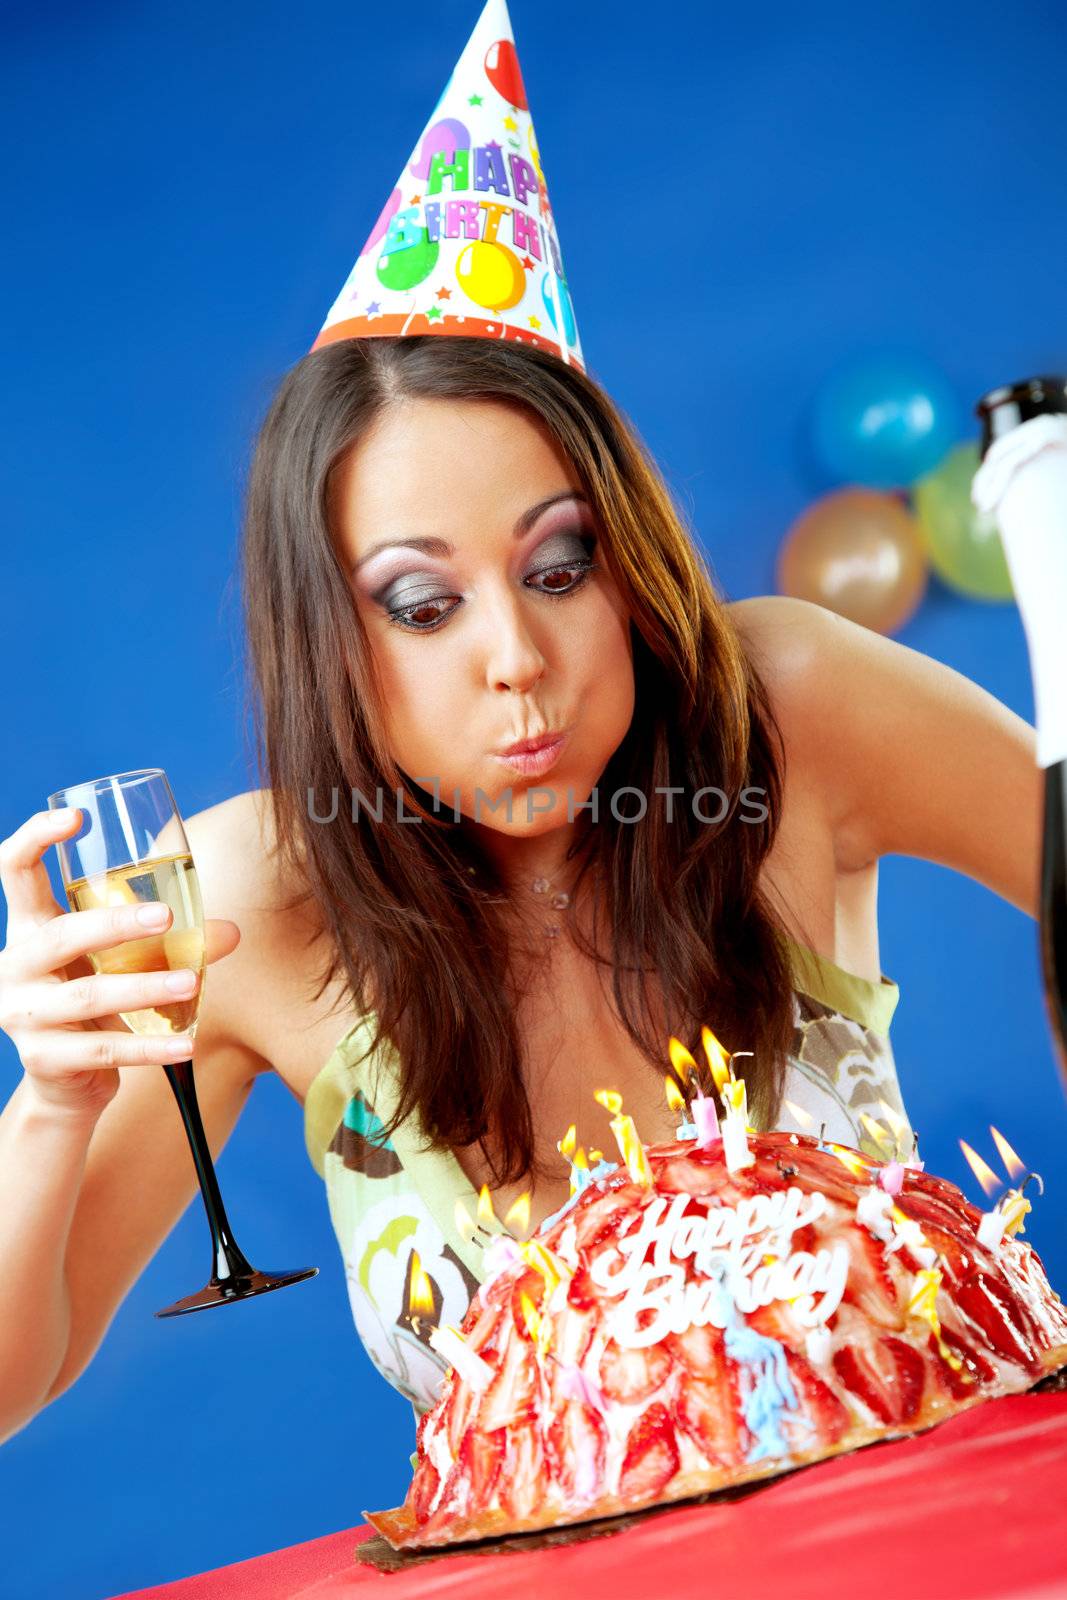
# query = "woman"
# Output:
<box><xmin>0</xmin><ymin>334</ymin><xmax>1042</xmax><ymax>1435</ymax></box>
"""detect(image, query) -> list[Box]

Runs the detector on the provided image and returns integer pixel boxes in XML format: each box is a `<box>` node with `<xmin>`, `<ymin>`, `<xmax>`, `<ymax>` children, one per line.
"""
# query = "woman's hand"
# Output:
<box><xmin>0</xmin><ymin>807</ymin><xmax>241</xmax><ymax>1122</ymax></box>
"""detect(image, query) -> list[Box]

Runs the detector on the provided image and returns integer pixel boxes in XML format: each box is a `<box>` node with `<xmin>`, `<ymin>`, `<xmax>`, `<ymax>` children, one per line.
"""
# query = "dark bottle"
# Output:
<box><xmin>975</xmin><ymin>376</ymin><xmax>1067</xmax><ymax>1082</ymax></box>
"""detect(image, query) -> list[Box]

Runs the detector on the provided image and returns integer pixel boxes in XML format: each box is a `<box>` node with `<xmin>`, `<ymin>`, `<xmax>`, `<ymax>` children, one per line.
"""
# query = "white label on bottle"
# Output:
<box><xmin>972</xmin><ymin>417</ymin><xmax>1067</xmax><ymax>769</ymax></box>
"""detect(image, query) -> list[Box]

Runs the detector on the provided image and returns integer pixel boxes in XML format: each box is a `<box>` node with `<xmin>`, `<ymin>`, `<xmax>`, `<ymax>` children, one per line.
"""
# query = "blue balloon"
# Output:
<box><xmin>808</xmin><ymin>353</ymin><xmax>963</xmax><ymax>490</ymax></box>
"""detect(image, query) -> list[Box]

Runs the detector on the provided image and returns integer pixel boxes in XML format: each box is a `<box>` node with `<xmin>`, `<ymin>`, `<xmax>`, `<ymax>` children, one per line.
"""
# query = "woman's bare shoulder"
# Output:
<box><xmin>727</xmin><ymin>595</ymin><xmax>827</xmax><ymax>696</ymax></box>
<box><xmin>725</xmin><ymin>595</ymin><xmax>833</xmax><ymax>771</ymax></box>
<box><xmin>182</xmin><ymin>790</ymin><xmax>339</xmax><ymax>1073</ymax></box>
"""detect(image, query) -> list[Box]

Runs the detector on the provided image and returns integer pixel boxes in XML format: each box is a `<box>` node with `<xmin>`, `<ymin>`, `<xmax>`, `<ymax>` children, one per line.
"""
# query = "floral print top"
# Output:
<box><xmin>303</xmin><ymin>931</ymin><xmax>907</xmax><ymax>1420</ymax></box>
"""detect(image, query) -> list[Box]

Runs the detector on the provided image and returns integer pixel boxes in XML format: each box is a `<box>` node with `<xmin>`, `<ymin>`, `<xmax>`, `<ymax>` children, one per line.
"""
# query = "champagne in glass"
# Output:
<box><xmin>66</xmin><ymin>851</ymin><xmax>206</xmax><ymax>1037</ymax></box>
<box><xmin>48</xmin><ymin>768</ymin><xmax>318</xmax><ymax>1317</ymax></box>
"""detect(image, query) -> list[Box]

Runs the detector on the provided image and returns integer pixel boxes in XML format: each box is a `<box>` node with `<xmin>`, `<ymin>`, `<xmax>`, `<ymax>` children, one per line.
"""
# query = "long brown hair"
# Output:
<box><xmin>240</xmin><ymin>335</ymin><xmax>796</xmax><ymax>1184</ymax></box>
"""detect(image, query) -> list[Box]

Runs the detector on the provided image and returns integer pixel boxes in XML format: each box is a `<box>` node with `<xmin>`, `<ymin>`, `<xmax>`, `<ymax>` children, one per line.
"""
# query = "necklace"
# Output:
<box><xmin>465</xmin><ymin>863</ymin><xmax>573</xmax><ymax>937</ymax></box>
<box><xmin>530</xmin><ymin>874</ymin><xmax>571</xmax><ymax>938</ymax></box>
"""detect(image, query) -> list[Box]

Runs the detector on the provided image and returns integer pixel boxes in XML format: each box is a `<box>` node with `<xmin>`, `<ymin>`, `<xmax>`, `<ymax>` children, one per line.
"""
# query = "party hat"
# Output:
<box><xmin>312</xmin><ymin>0</ymin><xmax>583</xmax><ymax>370</ymax></box>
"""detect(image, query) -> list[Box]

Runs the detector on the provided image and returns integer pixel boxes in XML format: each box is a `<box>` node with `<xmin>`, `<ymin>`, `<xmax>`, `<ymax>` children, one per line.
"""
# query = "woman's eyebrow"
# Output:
<box><xmin>351</xmin><ymin>490</ymin><xmax>588</xmax><ymax>573</ymax></box>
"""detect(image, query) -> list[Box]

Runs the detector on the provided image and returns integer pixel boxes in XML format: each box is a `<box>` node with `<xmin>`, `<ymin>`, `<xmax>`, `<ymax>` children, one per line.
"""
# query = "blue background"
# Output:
<box><xmin>2</xmin><ymin>1</ymin><xmax>1066</xmax><ymax>1595</ymax></box>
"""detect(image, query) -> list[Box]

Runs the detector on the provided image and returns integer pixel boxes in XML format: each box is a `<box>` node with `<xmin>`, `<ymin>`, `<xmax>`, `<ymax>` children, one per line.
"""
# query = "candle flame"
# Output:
<box><xmin>859</xmin><ymin>1112</ymin><xmax>895</xmax><ymax>1157</ymax></box>
<box><xmin>477</xmin><ymin>1183</ymin><xmax>496</xmax><ymax>1226</ymax></box>
<box><xmin>701</xmin><ymin>1026</ymin><xmax>732</xmax><ymax>1094</ymax></box>
<box><xmin>959</xmin><ymin>1139</ymin><xmax>1002</xmax><ymax>1199</ymax></box>
<box><xmin>783</xmin><ymin>1098</ymin><xmax>815</xmax><ymax>1130</ymax></box>
<box><xmin>668</xmin><ymin>1035</ymin><xmax>699</xmax><ymax>1087</ymax></box>
<box><xmin>828</xmin><ymin>1143</ymin><xmax>870</xmax><ymax>1178</ymax></box>
<box><xmin>520</xmin><ymin>1239</ymin><xmax>571</xmax><ymax>1301</ymax></box>
<box><xmin>594</xmin><ymin>1088</ymin><xmax>623</xmax><ymax>1116</ymax></box>
<box><xmin>664</xmin><ymin>1075</ymin><xmax>686</xmax><ymax>1114</ymax></box>
<box><xmin>504</xmin><ymin>1191</ymin><xmax>532</xmax><ymax>1235</ymax></box>
<box><xmin>519</xmin><ymin>1290</ymin><xmax>547</xmax><ymax>1353</ymax></box>
<box><xmin>557</xmin><ymin>1123</ymin><xmax>577</xmax><ymax>1160</ymax></box>
<box><xmin>990</xmin><ymin>1126</ymin><xmax>1026</xmax><ymax>1183</ymax></box>
<box><xmin>589</xmin><ymin>1148</ymin><xmax>604</xmax><ymax>1164</ymax></box>
<box><xmin>877</xmin><ymin>1098</ymin><xmax>909</xmax><ymax>1143</ymax></box>
<box><xmin>454</xmin><ymin>1198</ymin><xmax>474</xmax><ymax>1242</ymax></box>
<box><xmin>407</xmin><ymin>1249</ymin><xmax>435</xmax><ymax>1321</ymax></box>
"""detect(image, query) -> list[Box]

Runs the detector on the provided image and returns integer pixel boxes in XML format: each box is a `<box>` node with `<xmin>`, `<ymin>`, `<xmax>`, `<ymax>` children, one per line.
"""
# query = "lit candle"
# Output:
<box><xmin>519</xmin><ymin>1239</ymin><xmax>572</xmax><ymax>1309</ymax></box>
<box><xmin>977</xmin><ymin>1188</ymin><xmax>1032</xmax><ymax>1251</ymax></box>
<box><xmin>663</xmin><ymin>1072</ymin><xmax>695</xmax><ymax>1138</ymax></box>
<box><xmin>595</xmin><ymin>1089</ymin><xmax>653</xmax><ymax>1186</ymax></box>
<box><xmin>960</xmin><ymin>1132</ymin><xmax>1035</xmax><ymax>1254</ymax></box>
<box><xmin>615</xmin><ymin>1113</ymin><xmax>654</xmax><ymax>1184</ymax></box>
<box><xmin>519</xmin><ymin>1290</ymin><xmax>552</xmax><ymax>1358</ymax></box>
<box><xmin>692</xmin><ymin>1089</ymin><xmax>720</xmax><ymax>1148</ymax></box>
<box><xmin>907</xmin><ymin>1268</ymin><xmax>964</xmax><ymax>1373</ymax></box>
<box><xmin>720</xmin><ymin>1077</ymin><xmax>754</xmax><ymax>1172</ymax></box>
<box><xmin>879</xmin><ymin>1161</ymin><xmax>905</xmax><ymax>1197</ymax></box>
<box><xmin>427</xmin><ymin>1323</ymin><xmax>494</xmax><ymax>1390</ymax></box>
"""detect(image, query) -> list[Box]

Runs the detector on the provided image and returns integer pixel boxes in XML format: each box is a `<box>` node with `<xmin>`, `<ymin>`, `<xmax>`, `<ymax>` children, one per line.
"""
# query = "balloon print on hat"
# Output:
<box><xmin>377</xmin><ymin>232</ymin><xmax>439</xmax><ymax>293</ymax></box>
<box><xmin>409</xmin><ymin>118</ymin><xmax>471</xmax><ymax>181</ymax></box>
<box><xmin>777</xmin><ymin>488</ymin><xmax>929</xmax><ymax>636</ymax></box>
<box><xmin>809</xmin><ymin>353</ymin><xmax>963</xmax><ymax>490</ymax></box>
<box><xmin>484</xmin><ymin>36</ymin><xmax>527</xmax><ymax>107</ymax></box>
<box><xmin>457</xmin><ymin>239</ymin><xmax>527</xmax><ymax>311</ymax></box>
<box><xmin>541</xmin><ymin>271</ymin><xmax>577</xmax><ymax>349</ymax></box>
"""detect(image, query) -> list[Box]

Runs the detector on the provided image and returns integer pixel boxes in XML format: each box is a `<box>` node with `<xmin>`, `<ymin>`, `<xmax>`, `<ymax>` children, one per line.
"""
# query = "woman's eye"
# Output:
<box><xmin>524</xmin><ymin>557</ymin><xmax>599</xmax><ymax>598</ymax></box>
<box><xmin>525</xmin><ymin>530</ymin><xmax>600</xmax><ymax>598</ymax></box>
<box><xmin>385</xmin><ymin>596</ymin><xmax>460</xmax><ymax>632</ymax></box>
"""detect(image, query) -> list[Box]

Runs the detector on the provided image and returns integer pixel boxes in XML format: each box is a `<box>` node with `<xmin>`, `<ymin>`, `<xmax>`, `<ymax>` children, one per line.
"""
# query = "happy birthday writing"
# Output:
<box><xmin>384</xmin><ymin>146</ymin><xmax>563</xmax><ymax>274</ymax></box>
<box><xmin>587</xmin><ymin>1187</ymin><xmax>850</xmax><ymax>1349</ymax></box>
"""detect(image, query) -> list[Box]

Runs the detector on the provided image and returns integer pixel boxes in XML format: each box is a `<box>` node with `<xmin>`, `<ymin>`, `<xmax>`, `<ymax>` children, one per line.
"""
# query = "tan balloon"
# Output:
<box><xmin>776</xmin><ymin>488</ymin><xmax>929</xmax><ymax>635</ymax></box>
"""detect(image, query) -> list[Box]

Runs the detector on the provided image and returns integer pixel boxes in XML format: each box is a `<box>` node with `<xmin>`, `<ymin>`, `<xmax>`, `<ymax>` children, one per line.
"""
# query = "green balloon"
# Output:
<box><xmin>912</xmin><ymin>441</ymin><xmax>1014</xmax><ymax>601</ymax></box>
<box><xmin>377</xmin><ymin>234</ymin><xmax>439</xmax><ymax>293</ymax></box>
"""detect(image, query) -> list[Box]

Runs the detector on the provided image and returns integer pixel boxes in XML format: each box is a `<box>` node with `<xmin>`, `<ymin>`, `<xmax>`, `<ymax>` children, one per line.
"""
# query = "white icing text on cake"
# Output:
<box><xmin>588</xmin><ymin>1187</ymin><xmax>849</xmax><ymax>1348</ymax></box>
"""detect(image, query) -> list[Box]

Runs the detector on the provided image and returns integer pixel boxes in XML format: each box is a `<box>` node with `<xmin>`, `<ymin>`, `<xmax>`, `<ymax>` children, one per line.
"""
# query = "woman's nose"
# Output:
<box><xmin>480</xmin><ymin>589</ymin><xmax>548</xmax><ymax>694</ymax></box>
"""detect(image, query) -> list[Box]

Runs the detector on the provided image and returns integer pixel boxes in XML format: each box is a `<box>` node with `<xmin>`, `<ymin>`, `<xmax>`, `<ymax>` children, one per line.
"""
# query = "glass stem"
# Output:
<box><xmin>163</xmin><ymin>1059</ymin><xmax>255</xmax><ymax>1284</ymax></box>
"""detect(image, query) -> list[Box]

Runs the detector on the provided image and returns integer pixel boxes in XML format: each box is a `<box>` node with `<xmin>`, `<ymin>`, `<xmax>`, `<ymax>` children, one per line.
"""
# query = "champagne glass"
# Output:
<box><xmin>46</xmin><ymin>768</ymin><xmax>317</xmax><ymax>1317</ymax></box>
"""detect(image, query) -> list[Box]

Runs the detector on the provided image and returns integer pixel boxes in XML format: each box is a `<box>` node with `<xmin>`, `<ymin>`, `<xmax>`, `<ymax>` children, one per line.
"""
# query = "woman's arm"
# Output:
<box><xmin>732</xmin><ymin>595</ymin><xmax>1043</xmax><ymax>919</ymax></box>
<box><xmin>0</xmin><ymin>802</ymin><xmax>266</xmax><ymax>1442</ymax></box>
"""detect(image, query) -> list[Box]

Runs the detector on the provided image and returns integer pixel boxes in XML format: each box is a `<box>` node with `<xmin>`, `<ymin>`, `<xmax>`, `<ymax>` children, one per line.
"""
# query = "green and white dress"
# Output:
<box><xmin>303</xmin><ymin>931</ymin><xmax>907</xmax><ymax>1419</ymax></box>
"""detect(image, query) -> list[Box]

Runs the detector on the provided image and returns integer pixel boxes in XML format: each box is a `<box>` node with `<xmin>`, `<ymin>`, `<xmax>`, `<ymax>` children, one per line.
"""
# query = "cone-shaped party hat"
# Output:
<box><xmin>312</xmin><ymin>0</ymin><xmax>583</xmax><ymax>370</ymax></box>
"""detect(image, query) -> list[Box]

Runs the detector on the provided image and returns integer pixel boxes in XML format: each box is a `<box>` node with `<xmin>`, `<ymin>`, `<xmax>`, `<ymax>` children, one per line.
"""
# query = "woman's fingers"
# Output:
<box><xmin>0</xmin><ymin>965</ymin><xmax>200</xmax><ymax>1032</ymax></box>
<box><xmin>0</xmin><ymin>808</ymin><xmax>82</xmax><ymax>933</ymax></box>
<box><xmin>203</xmin><ymin>918</ymin><xmax>241</xmax><ymax>965</ymax></box>
<box><xmin>2</xmin><ymin>901</ymin><xmax>181</xmax><ymax>983</ymax></box>
<box><xmin>16</xmin><ymin>1027</ymin><xmax>195</xmax><ymax>1074</ymax></box>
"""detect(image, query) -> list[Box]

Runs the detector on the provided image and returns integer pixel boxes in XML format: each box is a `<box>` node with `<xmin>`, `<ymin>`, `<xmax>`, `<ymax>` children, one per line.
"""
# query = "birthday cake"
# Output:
<box><xmin>366</xmin><ymin>1064</ymin><xmax>1067</xmax><ymax>1551</ymax></box>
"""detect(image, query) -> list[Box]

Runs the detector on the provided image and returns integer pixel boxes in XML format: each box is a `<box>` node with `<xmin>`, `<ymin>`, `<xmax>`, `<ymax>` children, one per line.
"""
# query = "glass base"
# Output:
<box><xmin>155</xmin><ymin>1265</ymin><xmax>318</xmax><ymax>1318</ymax></box>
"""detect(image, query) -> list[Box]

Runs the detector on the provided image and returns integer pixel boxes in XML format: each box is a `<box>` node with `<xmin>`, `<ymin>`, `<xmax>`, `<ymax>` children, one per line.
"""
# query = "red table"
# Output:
<box><xmin>112</xmin><ymin>1393</ymin><xmax>1067</xmax><ymax>1600</ymax></box>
